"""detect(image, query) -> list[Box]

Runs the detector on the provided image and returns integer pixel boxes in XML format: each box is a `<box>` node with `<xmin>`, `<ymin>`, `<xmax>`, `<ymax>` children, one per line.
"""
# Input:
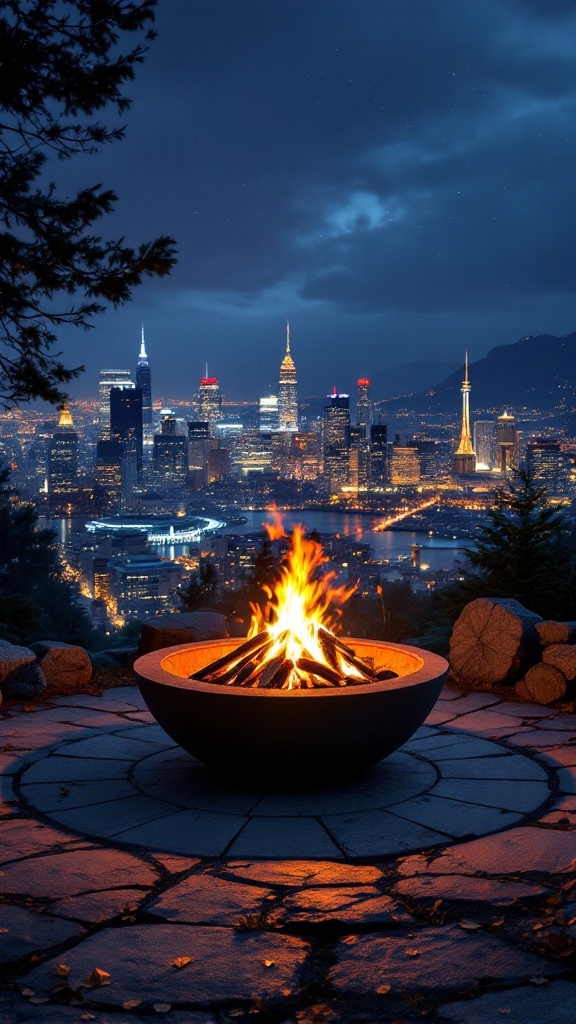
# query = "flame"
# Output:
<box><xmin>246</xmin><ymin>519</ymin><xmax>359</xmax><ymax>689</ymax></box>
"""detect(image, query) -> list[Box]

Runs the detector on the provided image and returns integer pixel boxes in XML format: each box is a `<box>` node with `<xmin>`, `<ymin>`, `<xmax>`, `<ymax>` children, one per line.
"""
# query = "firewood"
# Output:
<box><xmin>296</xmin><ymin>657</ymin><xmax>342</xmax><ymax>686</ymax></box>
<box><xmin>449</xmin><ymin>597</ymin><xmax>542</xmax><ymax>686</ymax></box>
<box><xmin>542</xmin><ymin>644</ymin><xmax>576</xmax><ymax>682</ymax></box>
<box><xmin>376</xmin><ymin>668</ymin><xmax>399</xmax><ymax>680</ymax></box>
<box><xmin>193</xmin><ymin>630</ymin><xmax>269</xmax><ymax>680</ymax></box>
<box><xmin>202</xmin><ymin>637</ymin><xmax>275</xmax><ymax>684</ymax></box>
<box><xmin>536</xmin><ymin>621</ymin><xmax>576</xmax><ymax>647</ymax></box>
<box><xmin>523</xmin><ymin>662</ymin><xmax>567</xmax><ymax>705</ymax></box>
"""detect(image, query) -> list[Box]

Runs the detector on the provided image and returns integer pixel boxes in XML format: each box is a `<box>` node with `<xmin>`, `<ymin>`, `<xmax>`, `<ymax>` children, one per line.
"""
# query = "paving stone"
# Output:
<box><xmin>437</xmin><ymin>980</ymin><xmax>576</xmax><ymax>1023</ymax></box>
<box><xmin>23</xmin><ymin>754</ymin><xmax>132</xmax><ymax>783</ymax></box>
<box><xmin>49</xmin><ymin>794</ymin><xmax>176</xmax><ymax>838</ymax></box>
<box><xmin>20</xmin><ymin>778</ymin><xmax>137</xmax><ymax>812</ymax></box>
<box><xmin>25</xmin><ymin>924</ymin><xmax>309</xmax><ymax>1005</ymax></box>
<box><xmin>490</xmin><ymin>703</ymin><xmax>552</xmax><ymax>718</ymax></box>
<box><xmin>133</xmin><ymin>752</ymin><xmax>265</xmax><ymax>815</ymax></box>
<box><xmin>49</xmin><ymin>888</ymin><xmax>149</xmax><ymax>923</ymax></box>
<box><xmin>437</xmin><ymin>755</ymin><xmax>548</xmax><ymax>780</ymax></box>
<box><xmin>115</xmin><ymin>808</ymin><xmax>248</xmax><ymax>857</ymax></box>
<box><xmin>226</xmin><ymin>860</ymin><xmax>383</xmax><ymax>886</ymax></box>
<box><xmin>450</xmin><ymin>693</ymin><xmax>503</xmax><ymax>710</ymax></box>
<box><xmin>328</xmin><ymin>925</ymin><xmax>562</xmax><ymax>994</ymax></box>
<box><xmin>152</xmin><ymin>854</ymin><xmax>202</xmax><ymax>874</ymax></box>
<box><xmin>324</xmin><ymin>808</ymin><xmax>447</xmax><ymax>857</ymax></box>
<box><xmin>390</xmin><ymin>793</ymin><xmax>521</xmax><ymax>838</ymax></box>
<box><xmin>431</xmin><ymin>778</ymin><xmax>549</xmax><ymax>812</ymax></box>
<box><xmin>539</xmin><ymin>748</ymin><xmax>576</xmax><ymax>767</ymax></box>
<box><xmin>405</xmin><ymin>734</ymin><xmax>508</xmax><ymax>759</ymax></box>
<box><xmin>0</xmin><ymin>818</ymin><xmax>77</xmax><ymax>863</ymax></box>
<box><xmin>402</xmin><ymin>826</ymin><xmax>576</xmax><ymax>876</ymax></box>
<box><xmin>114</xmin><ymin>723</ymin><xmax>171</xmax><ymax>744</ymax></box>
<box><xmin>228</xmin><ymin>816</ymin><xmax>343</xmax><ymax>859</ymax></box>
<box><xmin>0</xmin><ymin>905</ymin><xmax>83</xmax><ymax>964</ymax></box>
<box><xmin>539</xmin><ymin>795</ymin><xmax>576</xmax><ymax>824</ymax></box>
<box><xmin>0</xmin><ymin>999</ymin><xmax>215</xmax><ymax>1024</ymax></box>
<box><xmin>276</xmin><ymin>886</ymin><xmax>413</xmax><ymax>925</ymax></box>
<box><xmin>57</xmin><ymin>733</ymin><xmax>168</xmax><ymax>760</ymax></box>
<box><xmin>557</xmin><ymin>765</ymin><xmax>576</xmax><ymax>793</ymax></box>
<box><xmin>425</xmin><ymin>707</ymin><xmax>460</xmax><ymax>725</ymax></box>
<box><xmin>53</xmin><ymin>693</ymin><xmax>143</xmax><ymax>713</ymax></box>
<box><xmin>506</xmin><ymin>729</ymin><xmax>574</xmax><ymax>748</ymax></box>
<box><xmin>0</xmin><ymin>721</ymin><xmax>95</xmax><ymax>749</ymax></box>
<box><xmin>449</xmin><ymin>710</ymin><xmax>527</xmax><ymax>732</ymax></box>
<box><xmin>0</xmin><ymin>750</ymin><xmax>28</xmax><ymax>773</ymax></box>
<box><xmin>0</xmin><ymin>846</ymin><xmax>157</xmax><ymax>897</ymax></box>
<box><xmin>393</xmin><ymin>874</ymin><xmax>550</xmax><ymax>904</ymax></box>
<box><xmin>149</xmin><ymin>873</ymin><xmax>274</xmax><ymax>925</ymax></box>
<box><xmin>533</xmin><ymin>715</ymin><xmax>576</xmax><ymax>731</ymax></box>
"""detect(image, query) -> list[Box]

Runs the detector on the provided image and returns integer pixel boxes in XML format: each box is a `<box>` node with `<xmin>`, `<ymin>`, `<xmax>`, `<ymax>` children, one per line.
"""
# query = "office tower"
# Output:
<box><xmin>451</xmin><ymin>353</ymin><xmax>476</xmax><ymax>476</ymax></box>
<box><xmin>110</xmin><ymin>387</ymin><xmax>143</xmax><ymax>504</ymax></box>
<box><xmin>526</xmin><ymin>438</ymin><xmax>564</xmax><ymax>495</ymax></box>
<box><xmin>278</xmin><ymin>322</ymin><xmax>298</xmax><ymax>432</ymax></box>
<box><xmin>136</xmin><ymin>326</ymin><xmax>153</xmax><ymax>447</ymax></box>
<box><xmin>349</xmin><ymin>424</ymin><xmax>370</xmax><ymax>490</ymax></box>
<box><xmin>356</xmin><ymin>378</ymin><xmax>371</xmax><ymax>435</ymax></box>
<box><xmin>323</xmin><ymin>389</ymin><xmax>350</xmax><ymax>490</ymax></box>
<box><xmin>370</xmin><ymin>423</ymin><xmax>388</xmax><ymax>489</ymax></box>
<box><xmin>207</xmin><ymin>438</ymin><xmax>231</xmax><ymax>483</ymax></box>
<box><xmin>412</xmin><ymin>437</ymin><xmax>439</xmax><ymax>478</ymax></box>
<box><xmin>98</xmin><ymin>369</ymin><xmax>134</xmax><ymax>439</ymax></box>
<box><xmin>47</xmin><ymin>404</ymin><xmax>78</xmax><ymax>499</ymax></box>
<box><xmin>259</xmin><ymin>395</ymin><xmax>280</xmax><ymax>432</ymax></box>
<box><xmin>495</xmin><ymin>410</ymin><xmax>517</xmax><ymax>475</ymax></box>
<box><xmin>188</xmin><ymin>420</ymin><xmax>210</xmax><ymax>488</ymax></box>
<box><xmin>389</xmin><ymin>441</ymin><xmax>421</xmax><ymax>485</ymax></box>
<box><xmin>160</xmin><ymin>409</ymin><xmax>177</xmax><ymax>435</ymax></box>
<box><xmin>94</xmin><ymin>439</ymin><xmax>123</xmax><ymax>511</ymax></box>
<box><xmin>152</xmin><ymin>434</ymin><xmax>187</xmax><ymax>490</ymax></box>
<box><xmin>198</xmin><ymin>375</ymin><xmax>222</xmax><ymax>434</ymax></box>
<box><xmin>474</xmin><ymin>420</ymin><xmax>495</xmax><ymax>471</ymax></box>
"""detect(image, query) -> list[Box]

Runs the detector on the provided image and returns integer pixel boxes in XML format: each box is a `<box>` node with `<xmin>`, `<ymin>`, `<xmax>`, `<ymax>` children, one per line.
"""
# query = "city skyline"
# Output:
<box><xmin>46</xmin><ymin>1</ymin><xmax>575</xmax><ymax>402</ymax></box>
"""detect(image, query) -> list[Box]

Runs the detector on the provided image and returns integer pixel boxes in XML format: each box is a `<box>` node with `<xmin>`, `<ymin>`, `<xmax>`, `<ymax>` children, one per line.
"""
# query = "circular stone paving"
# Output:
<box><xmin>17</xmin><ymin>720</ymin><xmax>553</xmax><ymax>860</ymax></box>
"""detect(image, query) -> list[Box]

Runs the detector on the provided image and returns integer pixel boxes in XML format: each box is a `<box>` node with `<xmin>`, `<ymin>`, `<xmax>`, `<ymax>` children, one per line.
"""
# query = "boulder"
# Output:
<box><xmin>1</xmin><ymin>661</ymin><xmax>46</xmax><ymax>699</ymax></box>
<box><xmin>89</xmin><ymin>647</ymin><xmax>137</xmax><ymax>675</ymax></box>
<box><xmin>29</xmin><ymin>641</ymin><xmax>92</xmax><ymax>690</ymax></box>
<box><xmin>543</xmin><ymin>644</ymin><xmax>576</xmax><ymax>683</ymax></box>
<box><xmin>137</xmin><ymin>611</ymin><xmax>229</xmax><ymax>657</ymax></box>
<box><xmin>536</xmin><ymin>620</ymin><xmax>576</xmax><ymax>647</ymax></box>
<box><xmin>0</xmin><ymin>639</ymin><xmax>36</xmax><ymax>682</ymax></box>
<box><xmin>449</xmin><ymin>598</ymin><xmax>542</xmax><ymax>686</ymax></box>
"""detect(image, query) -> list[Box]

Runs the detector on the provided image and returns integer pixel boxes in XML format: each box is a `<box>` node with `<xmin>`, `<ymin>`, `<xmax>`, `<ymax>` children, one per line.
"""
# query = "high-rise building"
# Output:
<box><xmin>526</xmin><ymin>438</ymin><xmax>564</xmax><ymax>495</ymax></box>
<box><xmin>474</xmin><ymin>420</ymin><xmax>495</xmax><ymax>471</ymax></box>
<box><xmin>187</xmin><ymin>420</ymin><xmax>210</xmax><ymax>488</ymax></box>
<box><xmin>259</xmin><ymin>395</ymin><xmax>279</xmax><ymax>432</ymax></box>
<box><xmin>47</xmin><ymin>404</ymin><xmax>78</xmax><ymax>500</ymax></box>
<box><xmin>323</xmin><ymin>389</ymin><xmax>350</xmax><ymax>490</ymax></box>
<box><xmin>160</xmin><ymin>409</ymin><xmax>177</xmax><ymax>436</ymax></box>
<box><xmin>412</xmin><ymin>436</ymin><xmax>439</xmax><ymax>478</ymax></box>
<box><xmin>98</xmin><ymin>370</ymin><xmax>134</xmax><ymax>439</ymax></box>
<box><xmin>278</xmin><ymin>322</ymin><xmax>298</xmax><ymax>432</ymax></box>
<box><xmin>356</xmin><ymin>378</ymin><xmax>371</xmax><ymax>436</ymax></box>
<box><xmin>110</xmin><ymin>387</ymin><xmax>143</xmax><ymax>504</ymax></box>
<box><xmin>198</xmin><ymin>375</ymin><xmax>222</xmax><ymax>434</ymax></box>
<box><xmin>370</xmin><ymin>423</ymin><xmax>388</xmax><ymax>489</ymax></box>
<box><xmin>389</xmin><ymin>442</ymin><xmax>421</xmax><ymax>486</ymax></box>
<box><xmin>451</xmin><ymin>354</ymin><xmax>476</xmax><ymax>477</ymax></box>
<box><xmin>136</xmin><ymin>326</ymin><xmax>153</xmax><ymax>447</ymax></box>
<box><xmin>495</xmin><ymin>410</ymin><xmax>517</xmax><ymax>475</ymax></box>
<box><xmin>349</xmin><ymin>424</ymin><xmax>370</xmax><ymax>490</ymax></box>
<box><xmin>94</xmin><ymin>439</ymin><xmax>123</xmax><ymax>511</ymax></box>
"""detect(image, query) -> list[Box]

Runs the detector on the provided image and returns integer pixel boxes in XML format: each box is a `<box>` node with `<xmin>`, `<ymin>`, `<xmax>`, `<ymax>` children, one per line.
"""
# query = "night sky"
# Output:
<box><xmin>58</xmin><ymin>0</ymin><xmax>576</xmax><ymax>403</ymax></box>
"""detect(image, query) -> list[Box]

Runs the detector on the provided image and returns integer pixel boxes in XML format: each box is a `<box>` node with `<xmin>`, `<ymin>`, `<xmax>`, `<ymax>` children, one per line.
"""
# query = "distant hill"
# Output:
<box><xmin>377</xmin><ymin>332</ymin><xmax>576</xmax><ymax>414</ymax></box>
<box><xmin>369</xmin><ymin>360</ymin><xmax>457</xmax><ymax>400</ymax></box>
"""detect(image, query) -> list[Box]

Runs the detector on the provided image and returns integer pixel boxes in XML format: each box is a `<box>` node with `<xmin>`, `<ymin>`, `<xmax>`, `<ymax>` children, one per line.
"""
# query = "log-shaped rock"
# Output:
<box><xmin>449</xmin><ymin>598</ymin><xmax>542</xmax><ymax>686</ymax></box>
<box><xmin>138</xmin><ymin>611</ymin><xmax>228</xmax><ymax>656</ymax></box>
<box><xmin>542</xmin><ymin>644</ymin><xmax>576</xmax><ymax>682</ymax></box>
<box><xmin>536</xmin><ymin>621</ymin><xmax>576</xmax><ymax>647</ymax></box>
<box><xmin>523</xmin><ymin>662</ymin><xmax>567</xmax><ymax>705</ymax></box>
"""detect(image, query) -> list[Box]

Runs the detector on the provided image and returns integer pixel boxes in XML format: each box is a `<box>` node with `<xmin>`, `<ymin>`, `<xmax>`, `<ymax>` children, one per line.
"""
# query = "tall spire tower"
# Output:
<box><xmin>278</xmin><ymin>321</ymin><xmax>298</xmax><ymax>432</ymax></box>
<box><xmin>451</xmin><ymin>353</ymin><xmax>476</xmax><ymax>476</ymax></box>
<box><xmin>136</xmin><ymin>324</ymin><xmax>153</xmax><ymax>447</ymax></box>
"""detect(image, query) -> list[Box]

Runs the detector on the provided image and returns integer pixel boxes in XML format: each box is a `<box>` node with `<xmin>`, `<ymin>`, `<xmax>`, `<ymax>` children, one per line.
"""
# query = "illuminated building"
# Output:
<box><xmin>474</xmin><ymin>420</ymin><xmax>495</xmax><ymax>471</ymax></box>
<box><xmin>153</xmin><ymin>436</ymin><xmax>187</xmax><ymax>490</ymax></box>
<box><xmin>94</xmin><ymin>439</ymin><xmax>123</xmax><ymax>511</ymax></box>
<box><xmin>187</xmin><ymin>420</ymin><xmax>209</xmax><ymax>488</ymax></box>
<box><xmin>110</xmin><ymin>387</ymin><xmax>143</xmax><ymax>504</ymax></box>
<box><xmin>349</xmin><ymin>424</ymin><xmax>370</xmax><ymax>490</ymax></box>
<box><xmin>389</xmin><ymin>441</ymin><xmax>421</xmax><ymax>486</ymax></box>
<box><xmin>110</xmin><ymin>554</ymin><xmax>182</xmax><ymax>621</ymax></box>
<box><xmin>369</xmin><ymin>423</ymin><xmax>388</xmax><ymax>489</ymax></box>
<box><xmin>207</xmin><ymin>438</ymin><xmax>231</xmax><ymax>482</ymax></box>
<box><xmin>98</xmin><ymin>369</ymin><xmax>134</xmax><ymax>439</ymax></box>
<box><xmin>278</xmin><ymin>322</ymin><xmax>298</xmax><ymax>432</ymax></box>
<box><xmin>259</xmin><ymin>395</ymin><xmax>279</xmax><ymax>432</ymax></box>
<box><xmin>289</xmin><ymin>432</ymin><xmax>321</xmax><ymax>481</ymax></box>
<box><xmin>526</xmin><ymin>438</ymin><xmax>565</xmax><ymax>495</ymax></box>
<box><xmin>451</xmin><ymin>354</ymin><xmax>476</xmax><ymax>476</ymax></box>
<box><xmin>323</xmin><ymin>389</ymin><xmax>351</xmax><ymax>490</ymax></box>
<box><xmin>356</xmin><ymin>378</ymin><xmax>372</xmax><ymax>436</ymax></box>
<box><xmin>47</xmin><ymin>404</ymin><xmax>78</xmax><ymax>501</ymax></box>
<box><xmin>198</xmin><ymin>375</ymin><xmax>222</xmax><ymax>434</ymax></box>
<box><xmin>136</xmin><ymin>326</ymin><xmax>153</xmax><ymax>447</ymax></box>
<box><xmin>495</xmin><ymin>410</ymin><xmax>517</xmax><ymax>475</ymax></box>
<box><xmin>412</xmin><ymin>436</ymin><xmax>439</xmax><ymax>478</ymax></box>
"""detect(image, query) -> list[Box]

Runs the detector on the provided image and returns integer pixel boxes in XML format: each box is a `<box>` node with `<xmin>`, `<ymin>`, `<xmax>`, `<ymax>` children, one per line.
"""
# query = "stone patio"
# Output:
<box><xmin>1</xmin><ymin>683</ymin><xmax>575</xmax><ymax>1022</ymax></box>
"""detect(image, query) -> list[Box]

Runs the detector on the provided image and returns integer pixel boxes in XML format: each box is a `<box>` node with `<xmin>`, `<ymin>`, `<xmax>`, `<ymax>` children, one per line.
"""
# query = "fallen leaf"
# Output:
<box><xmin>172</xmin><ymin>956</ymin><xmax>191</xmax><ymax>969</ymax></box>
<box><xmin>263</xmin><ymin>958</ymin><xmax>275</xmax><ymax>968</ymax></box>
<box><xmin>53</xmin><ymin>963</ymin><xmax>70</xmax><ymax>977</ymax></box>
<box><xmin>376</xmin><ymin>983</ymin><xmax>391</xmax><ymax>995</ymax></box>
<box><xmin>282</xmin><ymin>988</ymin><xmax>292</xmax><ymax>997</ymax></box>
<box><xmin>491</xmin><ymin>917</ymin><xmax>505</xmax><ymax>927</ymax></box>
<box><xmin>529</xmin><ymin>976</ymin><xmax>549</xmax><ymax>986</ymax></box>
<box><xmin>153</xmin><ymin>1004</ymin><xmax>172</xmax><ymax>1014</ymax></box>
<box><xmin>405</xmin><ymin>948</ymin><xmax>420</xmax><ymax>957</ymax></box>
<box><xmin>0</xmin><ymin>928</ymin><xmax>8</xmax><ymax>934</ymax></box>
<box><xmin>459</xmin><ymin>918</ymin><xmax>482</xmax><ymax>931</ymax></box>
<box><xmin>21</xmin><ymin>989</ymin><xmax>34</xmax><ymax>997</ymax></box>
<box><xmin>81</xmin><ymin>967</ymin><xmax>110</xmax><ymax>989</ymax></box>
<box><xmin>123</xmin><ymin>1000</ymin><xmax>143</xmax><ymax>1010</ymax></box>
<box><xmin>29</xmin><ymin>996</ymin><xmax>49</xmax><ymax>1005</ymax></box>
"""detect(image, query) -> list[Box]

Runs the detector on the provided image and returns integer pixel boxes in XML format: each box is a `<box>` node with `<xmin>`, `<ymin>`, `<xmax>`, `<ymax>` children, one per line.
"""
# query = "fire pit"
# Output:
<box><xmin>134</xmin><ymin>522</ymin><xmax>448</xmax><ymax>780</ymax></box>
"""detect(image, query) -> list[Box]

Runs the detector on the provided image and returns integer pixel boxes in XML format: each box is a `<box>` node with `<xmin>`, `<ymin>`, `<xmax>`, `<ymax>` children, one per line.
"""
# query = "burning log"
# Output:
<box><xmin>194</xmin><ymin>630</ymin><xmax>270</xmax><ymax>680</ymax></box>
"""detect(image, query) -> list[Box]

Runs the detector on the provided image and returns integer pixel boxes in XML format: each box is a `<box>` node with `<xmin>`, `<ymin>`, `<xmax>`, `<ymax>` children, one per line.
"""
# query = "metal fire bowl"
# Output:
<box><xmin>134</xmin><ymin>638</ymin><xmax>448</xmax><ymax>780</ymax></box>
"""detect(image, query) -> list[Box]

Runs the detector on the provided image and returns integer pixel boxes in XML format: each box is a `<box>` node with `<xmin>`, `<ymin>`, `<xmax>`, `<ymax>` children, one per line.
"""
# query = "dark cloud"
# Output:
<box><xmin>51</xmin><ymin>0</ymin><xmax>575</xmax><ymax>400</ymax></box>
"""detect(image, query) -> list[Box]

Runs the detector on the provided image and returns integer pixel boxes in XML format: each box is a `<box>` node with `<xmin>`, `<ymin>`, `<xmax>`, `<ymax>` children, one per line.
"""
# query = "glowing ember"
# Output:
<box><xmin>193</xmin><ymin>522</ymin><xmax>397</xmax><ymax>690</ymax></box>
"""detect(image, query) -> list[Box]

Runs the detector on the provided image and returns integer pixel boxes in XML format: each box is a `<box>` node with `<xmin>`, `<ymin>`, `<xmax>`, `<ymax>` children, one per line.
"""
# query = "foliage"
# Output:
<box><xmin>179</xmin><ymin>560</ymin><xmax>219</xmax><ymax>612</ymax></box>
<box><xmin>444</xmin><ymin>470</ymin><xmax>574</xmax><ymax>620</ymax></box>
<box><xmin>0</xmin><ymin>462</ymin><xmax>94</xmax><ymax>644</ymax></box>
<box><xmin>0</xmin><ymin>0</ymin><xmax>176</xmax><ymax>406</ymax></box>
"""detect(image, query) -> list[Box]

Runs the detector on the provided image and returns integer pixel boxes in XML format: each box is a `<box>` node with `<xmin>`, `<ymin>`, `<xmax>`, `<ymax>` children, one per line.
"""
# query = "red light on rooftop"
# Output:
<box><xmin>357</xmin><ymin>378</ymin><xmax>371</xmax><ymax>386</ymax></box>
<box><xmin>200</xmin><ymin>377</ymin><xmax>219</xmax><ymax>386</ymax></box>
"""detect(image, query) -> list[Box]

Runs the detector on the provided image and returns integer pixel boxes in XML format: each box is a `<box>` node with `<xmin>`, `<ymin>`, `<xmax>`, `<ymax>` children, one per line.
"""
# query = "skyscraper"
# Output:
<box><xmin>278</xmin><ymin>322</ymin><xmax>298</xmax><ymax>432</ymax></box>
<box><xmin>187</xmin><ymin>420</ymin><xmax>210</xmax><ymax>488</ymax></box>
<box><xmin>370</xmin><ymin>423</ymin><xmax>388</xmax><ymax>489</ymax></box>
<box><xmin>356</xmin><ymin>378</ymin><xmax>371</xmax><ymax>435</ymax></box>
<box><xmin>259</xmin><ymin>395</ymin><xmax>279</xmax><ymax>432</ymax></box>
<box><xmin>110</xmin><ymin>386</ymin><xmax>143</xmax><ymax>504</ymax></box>
<box><xmin>451</xmin><ymin>354</ymin><xmax>476</xmax><ymax>477</ymax></box>
<box><xmin>198</xmin><ymin>375</ymin><xmax>222</xmax><ymax>434</ymax></box>
<box><xmin>526</xmin><ymin>438</ymin><xmax>564</xmax><ymax>495</ymax></box>
<box><xmin>98</xmin><ymin>369</ymin><xmax>135</xmax><ymax>439</ymax></box>
<box><xmin>48</xmin><ymin>404</ymin><xmax>78</xmax><ymax>501</ymax></box>
<box><xmin>323</xmin><ymin>389</ymin><xmax>350</xmax><ymax>490</ymax></box>
<box><xmin>495</xmin><ymin>410</ymin><xmax>517</xmax><ymax>476</ymax></box>
<box><xmin>136</xmin><ymin>326</ymin><xmax>153</xmax><ymax>447</ymax></box>
<box><xmin>474</xmin><ymin>420</ymin><xmax>495</xmax><ymax>471</ymax></box>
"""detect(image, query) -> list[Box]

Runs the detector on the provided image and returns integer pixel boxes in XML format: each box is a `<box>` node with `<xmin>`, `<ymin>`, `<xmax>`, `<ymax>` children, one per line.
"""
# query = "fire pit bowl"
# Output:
<box><xmin>134</xmin><ymin>638</ymin><xmax>448</xmax><ymax>780</ymax></box>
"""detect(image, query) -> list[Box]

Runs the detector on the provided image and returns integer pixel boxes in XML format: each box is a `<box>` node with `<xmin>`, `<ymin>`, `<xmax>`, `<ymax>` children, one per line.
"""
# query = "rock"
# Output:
<box><xmin>29</xmin><ymin>641</ymin><xmax>92</xmax><ymax>690</ymax></box>
<box><xmin>536</xmin><ymin>620</ymin><xmax>576</xmax><ymax>647</ymax></box>
<box><xmin>523</xmin><ymin>661</ymin><xmax>568</xmax><ymax>705</ymax></box>
<box><xmin>89</xmin><ymin>647</ymin><xmax>137</xmax><ymax>674</ymax></box>
<box><xmin>449</xmin><ymin>598</ymin><xmax>542</xmax><ymax>686</ymax></box>
<box><xmin>543</xmin><ymin>644</ymin><xmax>576</xmax><ymax>683</ymax></box>
<box><xmin>137</xmin><ymin>611</ymin><xmax>228</xmax><ymax>656</ymax></box>
<box><xmin>0</xmin><ymin>638</ymin><xmax>35</xmax><ymax>682</ymax></box>
<box><xmin>0</xmin><ymin>660</ymin><xmax>46</xmax><ymax>699</ymax></box>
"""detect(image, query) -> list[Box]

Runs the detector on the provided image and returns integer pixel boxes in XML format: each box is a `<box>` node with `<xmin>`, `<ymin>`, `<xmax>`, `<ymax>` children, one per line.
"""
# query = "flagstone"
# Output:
<box><xmin>19</xmin><ymin>778</ymin><xmax>137</xmax><ymax>812</ymax></box>
<box><xmin>324</xmin><ymin>808</ymin><xmax>448</xmax><ymax>858</ymax></box>
<box><xmin>0</xmin><ymin>905</ymin><xmax>84</xmax><ymax>964</ymax></box>
<box><xmin>437</xmin><ymin>981</ymin><xmax>576</xmax><ymax>1023</ymax></box>
<box><xmin>506</xmin><ymin>730</ymin><xmax>573</xmax><ymax>748</ymax></box>
<box><xmin>539</xmin><ymin>795</ymin><xmax>576</xmax><ymax>824</ymax></box>
<box><xmin>431</xmin><ymin>778</ymin><xmax>549</xmax><ymax>812</ymax></box>
<box><xmin>390</xmin><ymin>793</ymin><xmax>521</xmax><ymax>837</ymax></box>
<box><xmin>116</xmin><ymin>808</ymin><xmax>247</xmax><ymax>857</ymax></box>
<box><xmin>228</xmin><ymin>816</ymin><xmax>343</xmax><ymax>859</ymax></box>
<box><xmin>22</xmin><ymin>754</ymin><xmax>132</xmax><ymax>783</ymax></box>
<box><xmin>393</xmin><ymin>873</ymin><xmax>550</xmax><ymax>904</ymax></box>
<box><xmin>225</xmin><ymin>860</ymin><xmax>383</xmax><ymax>886</ymax></box>
<box><xmin>49</xmin><ymin>794</ymin><xmax>177</xmax><ymax>838</ymax></box>
<box><xmin>24</xmin><ymin>924</ymin><xmax>310</xmax><ymax>1005</ymax></box>
<box><xmin>149</xmin><ymin>873</ymin><xmax>274</xmax><ymax>925</ymax></box>
<box><xmin>557</xmin><ymin>765</ymin><xmax>576</xmax><ymax>793</ymax></box>
<box><xmin>328</xmin><ymin>925</ymin><xmax>562</xmax><ymax>994</ymax></box>
<box><xmin>450</xmin><ymin>710</ymin><xmax>529</xmax><ymax>731</ymax></box>
<box><xmin>0</xmin><ymin>846</ymin><xmax>157</xmax><ymax>897</ymax></box>
<box><xmin>56</xmin><ymin>733</ymin><xmax>168</xmax><ymax>760</ymax></box>
<box><xmin>437</xmin><ymin>755</ymin><xmax>548</xmax><ymax>780</ymax></box>
<box><xmin>275</xmin><ymin>885</ymin><xmax>413</xmax><ymax>925</ymax></box>
<box><xmin>405</xmin><ymin>826</ymin><xmax>576</xmax><ymax>876</ymax></box>
<box><xmin>0</xmin><ymin>818</ymin><xmax>78</xmax><ymax>863</ymax></box>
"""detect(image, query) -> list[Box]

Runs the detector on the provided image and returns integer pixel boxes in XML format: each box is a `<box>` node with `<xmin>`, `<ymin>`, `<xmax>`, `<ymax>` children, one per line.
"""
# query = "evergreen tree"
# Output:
<box><xmin>0</xmin><ymin>0</ymin><xmax>176</xmax><ymax>405</ymax></box>
<box><xmin>179</xmin><ymin>561</ymin><xmax>219</xmax><ymax>611</ymax></box>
